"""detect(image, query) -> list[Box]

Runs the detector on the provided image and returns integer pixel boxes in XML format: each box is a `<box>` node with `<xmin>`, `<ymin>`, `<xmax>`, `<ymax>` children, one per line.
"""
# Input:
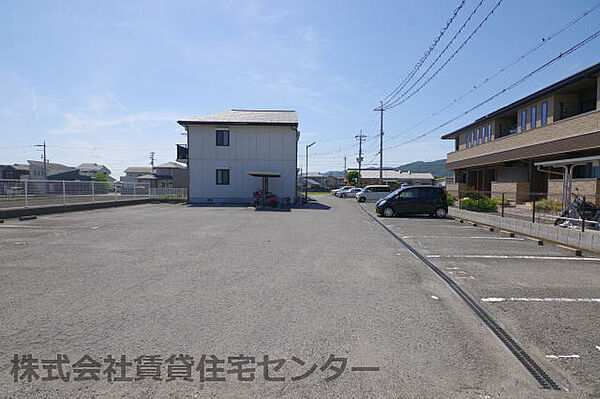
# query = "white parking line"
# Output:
<box><xmin>481</xmin><ymin>297</ymin><xmax>600</xmax><ymax>303</ymax></box>
<box><xmin>545</xmin><ymin>354</ymin><xmax>580</xmax><ymax>359</ymax></box>
<box><xmin>402</xmin><ymin>235</ymin><xmax>524</xmax><ymax>240</ymax></box>
<box><xmin>596</xmin><ymin>346</ymin><xmax>600</xmax><ymax>352</ymax></box>
<box><xmin>427</xmin><ymin>255</ymin><xmax>600</xmax><ymax>261</ymax></box>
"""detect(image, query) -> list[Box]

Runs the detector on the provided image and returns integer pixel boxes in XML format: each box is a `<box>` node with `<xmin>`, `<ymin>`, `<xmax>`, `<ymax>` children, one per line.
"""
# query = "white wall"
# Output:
<box><xmin>187</xmin><ymin>124</ymin><xmax>298</xmax><ymax>203</ymax></box>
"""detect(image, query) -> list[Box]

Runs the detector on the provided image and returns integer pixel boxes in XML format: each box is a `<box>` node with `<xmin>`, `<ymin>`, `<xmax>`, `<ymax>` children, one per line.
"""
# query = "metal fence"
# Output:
<box><xmin>0</xmin><ymin>179</ymin><xmax>188</xmax><ymax>209</ymax></box>
<box><xmin>447</xmin><ymin>189</ymin><xmax>600</xmax><ymax>231</ymax></box>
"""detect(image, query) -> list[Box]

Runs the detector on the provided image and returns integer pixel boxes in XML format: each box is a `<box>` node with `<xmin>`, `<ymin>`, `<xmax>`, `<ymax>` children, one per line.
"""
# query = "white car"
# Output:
<box><xmin>332</xmin><ymin>186</ymin><xmax>354</xmax><ymax>197</ymax></box>
<box><xmin>355</xmin><ymin>185</ymin><xmax>391</xmax><ymax>202</ymax></box>
<box><xmin>339</xmin><ymin>187</ymin><xmax>361</xmax><ymax>198</ymax></box>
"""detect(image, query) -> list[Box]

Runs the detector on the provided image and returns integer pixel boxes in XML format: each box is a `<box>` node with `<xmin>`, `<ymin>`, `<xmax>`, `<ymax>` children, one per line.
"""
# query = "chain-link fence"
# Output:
<box><xmin>0</xmin><ymin>179</ymin><xmax>188</xmax><ymax>209</ymax></box>
<box><xmin>447</xmin><ymin>189</ymin><xmax>600</xmax><ymax>231</ymax></box>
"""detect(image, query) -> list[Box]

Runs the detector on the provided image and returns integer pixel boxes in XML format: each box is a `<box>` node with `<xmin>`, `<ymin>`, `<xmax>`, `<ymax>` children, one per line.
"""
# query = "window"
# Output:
<box><xmin>476</xmin><ymin>128</ymin><xmax>480</xmax><ymax>145</ymax></box>
<box><xmin>531</xmin><ymin>106</ymin><xmax>537</xmax><ymax>129</ymax></box>
<box><xmin>487</xmin><ymin>123</ymin><xmax>492</xmax><ymax>141</ymax></box>
<box><xmin>541</xmin><ymin>101</ymin><xmax>548</xmax><ymax>126</ymax></box>
<box><xmin>216</xmin><ymin>130</ymin><xmax>230</xmax><ymax>146</ymax></box>
<box><xmin>466</xmin><ymin>132</ymin><xmax>470</xmax><ymax>148</ymax></box>
<box><xmin>521</xmin><ymin>110</ymin><xmax>527</xmax><ymax>131</ymax></box>
<box><xmin>398</xmin><ymin>188</ymin><xmax>418</xmax><ymax>199</ymax></box>
<box><xmin>216</xmin><ymin>169</ymin><xmax>230</xmax><ymax>185</ymax></box>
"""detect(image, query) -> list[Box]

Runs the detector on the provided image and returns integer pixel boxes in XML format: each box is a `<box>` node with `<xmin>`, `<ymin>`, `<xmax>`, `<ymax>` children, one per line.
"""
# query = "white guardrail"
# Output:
<box><xmin>0</xmin><ymin>179</ymin><xmax>187</xmax><ymax>209</ymax></box>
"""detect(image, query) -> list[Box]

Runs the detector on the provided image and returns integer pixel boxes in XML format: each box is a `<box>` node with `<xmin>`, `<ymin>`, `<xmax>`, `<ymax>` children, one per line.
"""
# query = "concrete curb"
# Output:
<box><xmin>449</xmin><ymin>207</ymin><xmax>600</xmax><ymax>254</ymax></box>
<box><xmin>0</xmin><ymin>199</ymin><xmax>152</xmax><ymax>220</ymax></box>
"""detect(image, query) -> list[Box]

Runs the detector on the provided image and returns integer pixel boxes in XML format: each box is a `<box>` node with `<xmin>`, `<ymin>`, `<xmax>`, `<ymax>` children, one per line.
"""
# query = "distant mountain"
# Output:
<box><xmin>395</xmin><ymin>159</ymin><xmax>450</xmax><ymax>177</ymax></box>
<box><xmin>322</xmin><ymin>170</ymin><xmax>346</xmax><ymax>178</ymax></box>
<box><xmin>321</xmin><ymin>159</ymin><xmax>451</xmax><ymax>178</ymax></box>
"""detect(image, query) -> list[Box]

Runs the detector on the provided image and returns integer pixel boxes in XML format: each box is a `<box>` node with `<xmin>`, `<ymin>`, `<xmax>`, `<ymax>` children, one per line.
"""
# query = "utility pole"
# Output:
<box><xmin>378</xmin><ymin>101</ymin><xmax>384</xmax><ymax>184</ymax></box>
<box><xmin>34</xmin><ymin>141</ymin><xmax>47</xmax><ymax>180</ymax></box>
<box><xmin>305</xmin><ymin>142</ymin><xmax>316</xmax><ymax>201</ymax></box>
<box><xmin>149</xmin><ymin>152</ymin><xmax>155</xmax><ymax>170</ymax></box>
<box><xmin>355</xmin><ymin>129</ymin><xmax>366</xmax><ymax>186</ymax></box>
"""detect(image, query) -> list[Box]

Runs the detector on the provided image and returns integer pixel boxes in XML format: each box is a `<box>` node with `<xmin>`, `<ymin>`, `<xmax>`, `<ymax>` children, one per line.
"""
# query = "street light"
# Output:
<box><xmin>305</xmin><ymin>142</ymin><xmax>316</xmax><ymax>201</ymax></box>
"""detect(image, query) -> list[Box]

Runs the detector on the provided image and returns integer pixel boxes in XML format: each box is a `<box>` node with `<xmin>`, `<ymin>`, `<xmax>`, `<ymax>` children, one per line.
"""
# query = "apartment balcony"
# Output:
<box><xmin>446</xmin><ymin>109</ymin><xmax>600</xmax><ymax>169</ymax></box>
<box><xmin>176</xmin><ymin>144</ymin><xmax>188</xmax><ymax>164</ymax></box>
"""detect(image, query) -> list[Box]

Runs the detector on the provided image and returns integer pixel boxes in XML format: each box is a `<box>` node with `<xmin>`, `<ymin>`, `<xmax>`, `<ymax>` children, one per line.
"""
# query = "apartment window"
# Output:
<box><xmin>487</xmin><ymin>123</ymin><xmax>492</xmax><ymax>141</ymax></box>
<box><xmin>521</xmin><ymin>110</ymin><xmax>527</xmax><ymax>131</ymax></box>
<box><xmin>466</xmin><ymin>132</ymin><xmax>470</xmax><ymax>148</ymax></box>
<box><xmin>476</xmin><ymin>128</ymin><xmax>480</xmax><ymax>145</ymax></box>
<box><xmin>216</xmin><ymin>169</ymin><xmax>230</xmax><ymax>185</ymax></box>
<box><xmin>541</xmin><ymin>101</ymin><xmax>548</xmax><ymax>126</ymax></box>
<box><xmin>216</xmin><ymin>129</ymin><xmax>230</xmax><ymax>146</ymax></box>
<box><xmin>531</xmin><ymin>106</ymin><xmax>537</xmax><ymax>129</ymax></box>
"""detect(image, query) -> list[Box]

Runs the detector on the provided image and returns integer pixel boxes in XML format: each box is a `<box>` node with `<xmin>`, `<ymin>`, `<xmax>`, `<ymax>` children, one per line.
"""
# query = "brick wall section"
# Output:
<box><xmin>447</xmin><ymin>110</ymin><xmax>600</xmax><ymax>164</ymax></box>
<box><xmin>491</xmin><ymin>181</ymin><xmax>531</xmax><ymax>202</ymax></box>
<box><xmin>548</xmin><ymin>178</ymin><xmax>600</xmax><ymax>205</ymax></box>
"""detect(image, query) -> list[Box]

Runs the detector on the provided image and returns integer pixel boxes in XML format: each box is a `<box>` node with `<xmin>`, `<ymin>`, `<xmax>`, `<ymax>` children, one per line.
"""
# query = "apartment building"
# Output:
<box><xmin>443</xmin><ymin>62</ymin><xmax>600</xmax><ymax>204</ymax></box>
<box><xmin>177</xmin><ymin>109</ymin><xmax>299</xmax><ymax>203</ymax></box>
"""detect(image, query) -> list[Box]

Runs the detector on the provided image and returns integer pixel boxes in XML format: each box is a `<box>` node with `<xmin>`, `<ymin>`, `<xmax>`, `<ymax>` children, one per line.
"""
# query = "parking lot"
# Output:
<box><xmin>354</xmin><ymin>196</ymin><xmax>600</xmax><ymax>397</ymax></box>
<box><xmin>1</xmin><ymin>195</ymin><xmax>599</xmax><ymax>397</ymax></box>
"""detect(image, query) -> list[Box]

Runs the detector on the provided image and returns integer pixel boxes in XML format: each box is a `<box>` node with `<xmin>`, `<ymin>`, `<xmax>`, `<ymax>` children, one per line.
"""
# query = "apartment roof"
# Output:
<box><xmin>441</xmin><ymin>61</ymin><xmax>600</xmax><ymax>139</ymax></box>
<box><xmin>124</xmin><ymin>166</ymin><xmax>153</xmax><ymax>173</ymax></box>
<box><xmin>28</xmin><ymin>160</ymin><xmax>75</xmax><ymax>175</ymax></box>
<box><xmin>178</xmin><ymin>109</ymin><xmax>298</xmax><ymax>127</ymax></box>
<box><xmin>11</xmin><ymin>164</ymin><xmax>29</xmax><ymax>171</ymax></box>
<box><xmin>155</xmin><ymin>162</ymin><xmax>185</xmax><ymax>169</ymax></box>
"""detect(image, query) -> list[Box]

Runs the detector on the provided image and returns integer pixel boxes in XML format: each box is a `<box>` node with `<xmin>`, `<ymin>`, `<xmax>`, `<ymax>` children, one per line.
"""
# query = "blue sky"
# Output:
<box><xmin>1</xmin><ymin>0</ymin><xmax>599</xmax><ymax>176</ymax></box>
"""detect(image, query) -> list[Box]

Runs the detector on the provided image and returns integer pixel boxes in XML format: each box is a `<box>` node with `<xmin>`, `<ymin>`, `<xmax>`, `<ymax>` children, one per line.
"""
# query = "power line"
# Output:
<box><xmin>382</xmin><ymin>0</ymin><xmax>484</xmax><ymax>109</ymax></box>
<box><xmin>383</xmin><ymin>28</ymin><xmax>600</xmax><ymax>152</ymax></box>
<box><xmin>383</xmin><ymin>0</ymin><xmax>504</xmax><ymax>111</ymax></box>
<box><xmin>384</xmin><ymin>0</ymin><xmax>600</xmax><ymax>144</ymax></box>
<box><xmin>381</xmin><ymin>0</ymin><xmax>466</xmax><ymax>105</ymax></box>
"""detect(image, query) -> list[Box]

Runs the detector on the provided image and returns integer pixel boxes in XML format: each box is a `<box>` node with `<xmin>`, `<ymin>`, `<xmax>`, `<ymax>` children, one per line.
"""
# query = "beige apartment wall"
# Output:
<box><xmin>548</xmin><ymin>178</ymin><xmax>600</xmax><ymax>205</ymax></box>
<box><xmin>447</xmin><ymin>109</ymin><xmax>600</xmax><ymax>164</ymax></box>
<box><xmin>491</xmin><ymin>181</ymin><xmax>530</xmax><ymax>202</ymax></box>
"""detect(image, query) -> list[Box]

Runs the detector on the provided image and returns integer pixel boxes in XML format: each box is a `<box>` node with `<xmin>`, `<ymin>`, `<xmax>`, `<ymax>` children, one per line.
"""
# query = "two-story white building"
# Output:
<box><xmin>178</xmin><ymin>109</ymin><xmax>299</xmax><ymax>203</ymax></box>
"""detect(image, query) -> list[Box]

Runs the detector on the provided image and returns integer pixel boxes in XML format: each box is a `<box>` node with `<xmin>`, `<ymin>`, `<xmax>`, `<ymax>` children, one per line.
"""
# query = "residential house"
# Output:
<box><xmin>154</xmin><ymin>162</ymin><xmax>188</xmax><ymax>188</ymax></box>
<box><xmin>442</xmin><ymin>62</ymin><xmax>600</xmax><ymax>204</ymax></box>
<box><xmin>120</xmin><ymin>167</ymin><xmax>153</xmax><ymax>183</ymax></box>
<box><xmin>0</xmin><ymin>164</ymin><xmax>29</xmax><ymax>180</ymax></box>
<box><xmin>28</xmin><ymin>160</ymin><xmax>74</xmax><ymax>180</ymax></box>
<box><xmin>177</xmin><ymin>109</ymin><xmax>299</xmax><ymax>203</ymax></box>
<box><xmin>348</xmin><ymin>168</ymin><xmax>435</xmax><ymax>187</ymax></box>
<box><xmin>78</xmin><ymin>163</ymin><xmax>112</xmax><ymax>179</ymax></box>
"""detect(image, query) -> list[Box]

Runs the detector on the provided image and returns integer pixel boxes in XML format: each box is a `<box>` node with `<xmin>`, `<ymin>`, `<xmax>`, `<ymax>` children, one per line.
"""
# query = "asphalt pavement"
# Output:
<box><xmin>0</xmin><ymin>195</ymin><xmax>585</xmax><ymax>398</ymax></box>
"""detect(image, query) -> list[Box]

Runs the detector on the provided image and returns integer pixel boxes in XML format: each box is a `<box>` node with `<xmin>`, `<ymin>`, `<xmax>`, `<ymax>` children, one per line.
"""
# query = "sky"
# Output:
<box><xmin>1</xmin><ymin>0</ymin><xmax>599</xmax><ymax>176</ymax></box>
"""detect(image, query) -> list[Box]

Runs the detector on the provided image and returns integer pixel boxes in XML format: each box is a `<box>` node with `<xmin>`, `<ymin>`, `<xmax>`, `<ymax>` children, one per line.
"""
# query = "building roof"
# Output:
<box><xmin>78</xmin><ymin>163</ymin><xmax>110</xmax><ymax>173</ymax></box>
<box><xmin>178</xmin><ymin>109</ymin><xmax>298</xmax><ymax>127</ymax></box>
<box><xmin>441</xmin><ymin>61</ymin><xmax>600</xmax><ymax>139</ymax></box>
<box><xmin>136</xmin><ymin>174</ymin><xmax>158</xmax><ymax>180</ymax></box>
<box><xmin>28</xmin><ymin>160</ymin><xmax>75</xmax><ymax>175</ymax></box>
<box><xmin>155</xmin><ymin>162</ymin><xmax>185</xmax><ymax>169</ymax></box>
<box><xmin>124</xmin><ymin>167</ymin><xmax>153</xmax><ymax>173</ymax></box>
<box><xmin>352</xmin><ymin>169</ymin><xmax>435</xmax><ymax>181</ymax></box>
<box><xmin>10</xmin><ymin>164</ymin><xmax>29</xmax><ymax>171</ymax></box>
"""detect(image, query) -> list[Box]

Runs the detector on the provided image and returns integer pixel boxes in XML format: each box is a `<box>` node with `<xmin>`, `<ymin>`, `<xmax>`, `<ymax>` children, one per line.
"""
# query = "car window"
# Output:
<box><xmin>398</xmin><ymin>189</ymin><xmax>418</xmax><ymax>199</ymax></box>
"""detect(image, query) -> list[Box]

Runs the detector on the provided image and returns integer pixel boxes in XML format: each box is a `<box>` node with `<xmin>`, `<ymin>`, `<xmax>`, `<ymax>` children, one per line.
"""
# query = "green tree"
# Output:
<box><xmin>92</xmin><ymin>172</ymin><xmax>109</xmax><ymax>182</ymax></box>
<box><xmin>346</xmin><ymin>170</ymin><xmax>359</xmax><ymax>185</ymax></box>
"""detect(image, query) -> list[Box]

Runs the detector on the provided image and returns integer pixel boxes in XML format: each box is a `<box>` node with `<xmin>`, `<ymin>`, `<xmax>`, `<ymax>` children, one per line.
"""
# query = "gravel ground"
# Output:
<box><xmin>0</xmin><ymin>195</ymin><xmax>569</xmax><ymax>398</ymax></box>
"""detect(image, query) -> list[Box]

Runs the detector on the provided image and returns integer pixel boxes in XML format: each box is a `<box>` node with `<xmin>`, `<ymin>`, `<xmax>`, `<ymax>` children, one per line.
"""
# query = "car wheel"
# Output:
<box><xmin>358</xmin><ymin>197</ymin><xmax>366</xmax><ymax>203</ymax></box>
<box><xmin>383</xmin><ymin>207</ymin><xmax>394</xmax><ymax>217</ymax></box>
<box><xmin>434</xmin><ymin>207</ymin><xmax>447</xmax><ymax>218</ymax></box>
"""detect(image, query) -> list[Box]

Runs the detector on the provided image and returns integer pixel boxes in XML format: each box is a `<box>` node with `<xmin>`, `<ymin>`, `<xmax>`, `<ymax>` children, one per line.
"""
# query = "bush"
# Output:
<box><xmin>535</xmin><ymin>199</ymin><xmax>562</xmax><ymax>212</ymax></box>
<box><xmin>492</xmin><ymin>197</ymin><xmax>510</xmax><ymax>206</ymax></box>
<box><xmin>447</xmin><ymin>193</ymin><xmax>456</xmax><ymax>206</ymax></box>
<box><xmin>460</xmin><ymin>197</ymin><xmax>498</xmax><ymax>212</ymax></box>
<box><xmin>468</xmin><ymin>191</ymin><xmax>486</xmax><ymax>200</ymax></box>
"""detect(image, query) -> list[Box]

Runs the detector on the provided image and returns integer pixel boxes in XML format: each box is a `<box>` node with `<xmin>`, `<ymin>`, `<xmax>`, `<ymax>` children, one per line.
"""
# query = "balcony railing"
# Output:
<box><xmin>447</xmin><ymin>109</ymin><xmax>600</xmax><ymax>164</ymax></box>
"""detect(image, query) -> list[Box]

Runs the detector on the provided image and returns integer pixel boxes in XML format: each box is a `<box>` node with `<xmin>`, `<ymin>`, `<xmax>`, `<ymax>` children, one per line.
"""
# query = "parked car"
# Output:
<box><xmin>356</xmin><ymin>185</ymin><xmax>391</xmax><ymax>202</ymax></box>
<box><xmin>331</xmin><ymin>186</ymin><xmax>353</xmax><ymax>196</ymax></box>
<box><xmin>375</xmin><ymin>185</ymin><xmax>447</xmax><ymax>218</ymax></box>
<box><xmin>339</xmin><ymin>187</ymin><xmax>361</xmax><ymax>198</ymax></box>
